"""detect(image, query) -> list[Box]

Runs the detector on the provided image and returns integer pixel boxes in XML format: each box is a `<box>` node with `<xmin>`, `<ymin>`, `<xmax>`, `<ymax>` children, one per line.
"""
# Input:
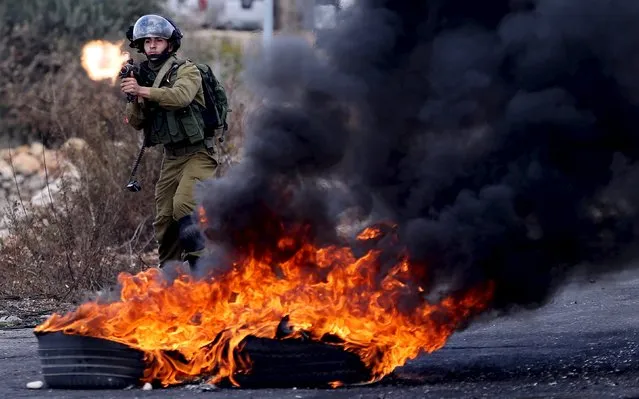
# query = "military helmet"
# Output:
<box><xmin>126</xmin><ymin>14</ymin><xmax>183</xmax><ymax>53</ymax></box>
<box><xmin>132</xmin><ymin>15</ymin><xmax>175</xmax><ymax>41</ymax></box>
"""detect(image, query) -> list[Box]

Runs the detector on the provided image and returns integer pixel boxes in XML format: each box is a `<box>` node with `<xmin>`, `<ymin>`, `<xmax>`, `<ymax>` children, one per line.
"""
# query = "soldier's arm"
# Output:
<box><xmin>125</xmin><ymin>100</ymin><xmax>145</xmax><ymax>130</ymax></box>
<box><xmin>145</xmin><ymin>63</ymin><xmax>202</xmax><ymax>110</ymax></box>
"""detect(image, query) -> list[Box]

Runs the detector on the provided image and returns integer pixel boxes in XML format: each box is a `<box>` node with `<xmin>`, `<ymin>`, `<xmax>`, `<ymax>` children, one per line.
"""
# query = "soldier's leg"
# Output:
<box><xmin>173</xmin><ymin>149</ymin><xmax>218</xmax><ymax>267</ymax></box>
<box><xmin>154</xmin><ymin>154</ymin><xmax>185</xmax><ymax>267</ymax></box>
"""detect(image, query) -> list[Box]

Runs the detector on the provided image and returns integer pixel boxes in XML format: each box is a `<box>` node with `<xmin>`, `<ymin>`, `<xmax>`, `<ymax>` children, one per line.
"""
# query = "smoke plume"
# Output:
<box><xmin>197</xmin><ymin>0</ymin><xmax>639</xmax><ymax>312</ymax></box>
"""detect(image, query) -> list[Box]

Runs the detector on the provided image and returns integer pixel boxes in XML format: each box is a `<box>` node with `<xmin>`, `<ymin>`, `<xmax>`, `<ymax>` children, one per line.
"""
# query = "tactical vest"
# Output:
<box><xmin>139</xmin><ymin>58</ymin><xmax>206</xmax><ymax>147</ymax></box>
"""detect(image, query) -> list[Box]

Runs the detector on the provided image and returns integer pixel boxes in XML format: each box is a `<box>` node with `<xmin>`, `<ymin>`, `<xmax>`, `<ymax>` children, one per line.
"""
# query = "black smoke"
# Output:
<box><xmin>196</xmin><ymin>0</ymin><xmax>639</xmax><ymax>312</ymax></box>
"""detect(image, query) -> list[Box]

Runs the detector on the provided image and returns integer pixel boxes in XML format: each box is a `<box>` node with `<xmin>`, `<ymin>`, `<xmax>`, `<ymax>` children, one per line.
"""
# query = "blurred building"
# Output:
<box><xmin>163</xmin><ymin>0</ymin><xmax>349</xmax><ymax>31</ymax></box>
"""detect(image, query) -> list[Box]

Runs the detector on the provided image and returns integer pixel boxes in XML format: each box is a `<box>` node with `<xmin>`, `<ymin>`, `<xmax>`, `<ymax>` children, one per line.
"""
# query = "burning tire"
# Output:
<box><xmin>231</xmin><ymin>336</ymin><xmax>372</xmax><ymax>388</ymax></box>
<box><xmin>35</xmin><ymin>332</ymin><xmax>372</xmax><ymax>389</ymax></box>
<box><xmin>35</xmin><ymin>332</ymin><xmax>145</xmax><ymax>389</ymax></box>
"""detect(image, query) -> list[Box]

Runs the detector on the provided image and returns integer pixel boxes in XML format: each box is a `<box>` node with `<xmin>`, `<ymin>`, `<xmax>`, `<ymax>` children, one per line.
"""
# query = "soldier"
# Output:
<box><xmin>120</xmin><ymin>14</ymin><xmax>217</xmax><ymax>269</ymax></box>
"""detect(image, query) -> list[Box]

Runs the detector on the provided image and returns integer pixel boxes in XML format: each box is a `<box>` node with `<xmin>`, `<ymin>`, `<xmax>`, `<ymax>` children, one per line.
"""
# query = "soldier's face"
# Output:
<box><xmin>144</xmin><ymin>37</ymin><xmax>169</xmax><ymax>56</ymax></box>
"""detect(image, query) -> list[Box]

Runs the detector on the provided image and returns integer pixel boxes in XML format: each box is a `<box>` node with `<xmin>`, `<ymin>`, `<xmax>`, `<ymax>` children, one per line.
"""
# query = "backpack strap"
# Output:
<box><xmin>152</xmin><ymin>58</ymin><xmax>188</xmax><ymax>88</ymax></box>
<box><xmin>151</xmin><ymin>60</ymin><xmax>176</xmax><ymax>89</ymax></box>
<box><xmin>167</xmin><ymin>59</ymin><xmax>188</xmax><ymax>79</ymax></box>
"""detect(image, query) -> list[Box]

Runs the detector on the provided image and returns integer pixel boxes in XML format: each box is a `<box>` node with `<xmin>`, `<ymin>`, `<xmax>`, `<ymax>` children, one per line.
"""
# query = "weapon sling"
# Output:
<box><xmin>126</xmin><ymin>60</ymin><xmax>177</xmax><ymax>192</ymax></box>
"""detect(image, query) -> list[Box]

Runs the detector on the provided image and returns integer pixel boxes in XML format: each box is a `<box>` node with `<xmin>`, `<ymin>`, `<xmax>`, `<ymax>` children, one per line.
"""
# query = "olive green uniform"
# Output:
<box><xmin>125</xmin><ymin>54</ymin><xmax>217</xmax><ymax>267</ymax></box>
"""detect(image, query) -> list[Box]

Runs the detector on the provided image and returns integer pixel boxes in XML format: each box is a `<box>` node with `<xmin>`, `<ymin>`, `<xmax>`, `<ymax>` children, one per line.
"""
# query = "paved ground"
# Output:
<box><xmin>3</xmin><ymin>269</ymin><xmax>639</xmax><ymax>398</ymax></box>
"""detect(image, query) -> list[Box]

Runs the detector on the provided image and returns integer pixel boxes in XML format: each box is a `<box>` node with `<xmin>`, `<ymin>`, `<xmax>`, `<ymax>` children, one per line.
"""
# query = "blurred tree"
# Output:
<box><xmin>0</xmin><ymin>0</ymin><xmax>163</xmax><ymax>145</ymax></box>
<box><xmin>0</xmin><ymin>0</ymin><xmax>163</xmax><ymax>41</ymax></box>
<box><xmin>0</xmin><ymin>0</ymin><xmax>163</xmax><ymax>70</ymax></box>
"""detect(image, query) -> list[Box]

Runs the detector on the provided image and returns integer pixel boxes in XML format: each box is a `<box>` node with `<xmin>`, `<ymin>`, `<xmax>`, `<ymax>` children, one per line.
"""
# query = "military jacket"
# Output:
<box><xmin>125</xmin><ymin>55</ymin><xmax>206</xmax><ymax>147</ymax></box>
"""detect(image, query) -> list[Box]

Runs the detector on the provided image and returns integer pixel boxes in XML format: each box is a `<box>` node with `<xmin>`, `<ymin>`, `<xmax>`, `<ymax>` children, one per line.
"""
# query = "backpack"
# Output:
<box><xmin>170</xmin><ymin>60</ymin><xmax>230</xmax><ymax>135</ymax></box>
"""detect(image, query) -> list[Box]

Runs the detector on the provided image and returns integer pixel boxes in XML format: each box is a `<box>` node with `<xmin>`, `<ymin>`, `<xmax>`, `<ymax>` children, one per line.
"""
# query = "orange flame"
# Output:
<box><xmin>198</xmin><ymin>205</ymin><xmax>208</xmax><ymax>226</ymax></box>
<box><xmin>80</xmin><ymin>40</ymin><xmax>130</xmax><ymax>84</ymax></box>
<box><xmin>356</xmin><ymin>225</ymin><xmax>384</xmax><ymax>240</ymax></box>
<box><xmin>35</xmin><ymin>219</ymin><xmax>494</xmax><ymax>388</ymax></box>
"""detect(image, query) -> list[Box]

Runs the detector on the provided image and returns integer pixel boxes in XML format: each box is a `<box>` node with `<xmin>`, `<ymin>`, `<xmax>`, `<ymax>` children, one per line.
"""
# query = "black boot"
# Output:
<box><xmin>183</xmin><ymin>254</ymin><xmax>199</xmax><ymax>269</ymax></box>
<box><xmin>177</xmin><ymin>214</ymin><xmax>205</xmax><ymax>270</ymax></box>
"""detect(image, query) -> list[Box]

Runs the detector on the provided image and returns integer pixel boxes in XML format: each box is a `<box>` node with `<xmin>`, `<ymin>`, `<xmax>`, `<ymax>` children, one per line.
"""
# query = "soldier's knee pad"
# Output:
<box><xmin>177</xmin><ymin>215</ymin><xmax>204</xmax><ymax>253</ymax></box>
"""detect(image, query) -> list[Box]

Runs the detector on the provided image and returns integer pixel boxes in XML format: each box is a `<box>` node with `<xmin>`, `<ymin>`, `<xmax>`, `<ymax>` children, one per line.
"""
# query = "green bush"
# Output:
<box><xmin>0</xmin><ymin>0</ymin><xmax>163</xmax><ymax>43</ymax></box>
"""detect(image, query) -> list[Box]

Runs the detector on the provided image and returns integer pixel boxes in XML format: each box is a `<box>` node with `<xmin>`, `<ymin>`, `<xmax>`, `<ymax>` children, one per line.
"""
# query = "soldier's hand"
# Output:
<box><xmin>121</xmin><ymin>72</ymin><xmax>141</xmax><ymax>96</ymax></box>
<box><xmin>121</xmin><ymin>72</ymin><xmax>151</xmax><ymax>99</ymax></box>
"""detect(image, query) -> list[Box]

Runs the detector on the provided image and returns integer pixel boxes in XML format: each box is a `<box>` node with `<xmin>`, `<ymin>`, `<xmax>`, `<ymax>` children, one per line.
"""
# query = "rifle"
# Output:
<box><xmin>119</xmin><ymin>59</ymin><xmax>146</xmax><ymax>192</ymax></box>
<box><xmin>119</xmin><ymin>59</ymin><xmax>139</xmax><ymax>103</ymax></box>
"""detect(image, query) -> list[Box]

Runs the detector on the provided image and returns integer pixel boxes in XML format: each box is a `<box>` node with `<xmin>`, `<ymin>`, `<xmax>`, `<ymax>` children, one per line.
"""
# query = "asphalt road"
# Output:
<box><xmin>3</xmin><ymin>269</ymin><xmax>639</xmax><ymax>398</ymax></box>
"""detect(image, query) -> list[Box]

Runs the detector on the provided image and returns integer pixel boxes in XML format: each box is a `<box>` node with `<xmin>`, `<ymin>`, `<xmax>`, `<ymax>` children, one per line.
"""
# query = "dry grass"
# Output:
<box><xmin>0</xmin><ymin>61</ymin><xmax>162</xmax><ymax>299</ymax></box>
